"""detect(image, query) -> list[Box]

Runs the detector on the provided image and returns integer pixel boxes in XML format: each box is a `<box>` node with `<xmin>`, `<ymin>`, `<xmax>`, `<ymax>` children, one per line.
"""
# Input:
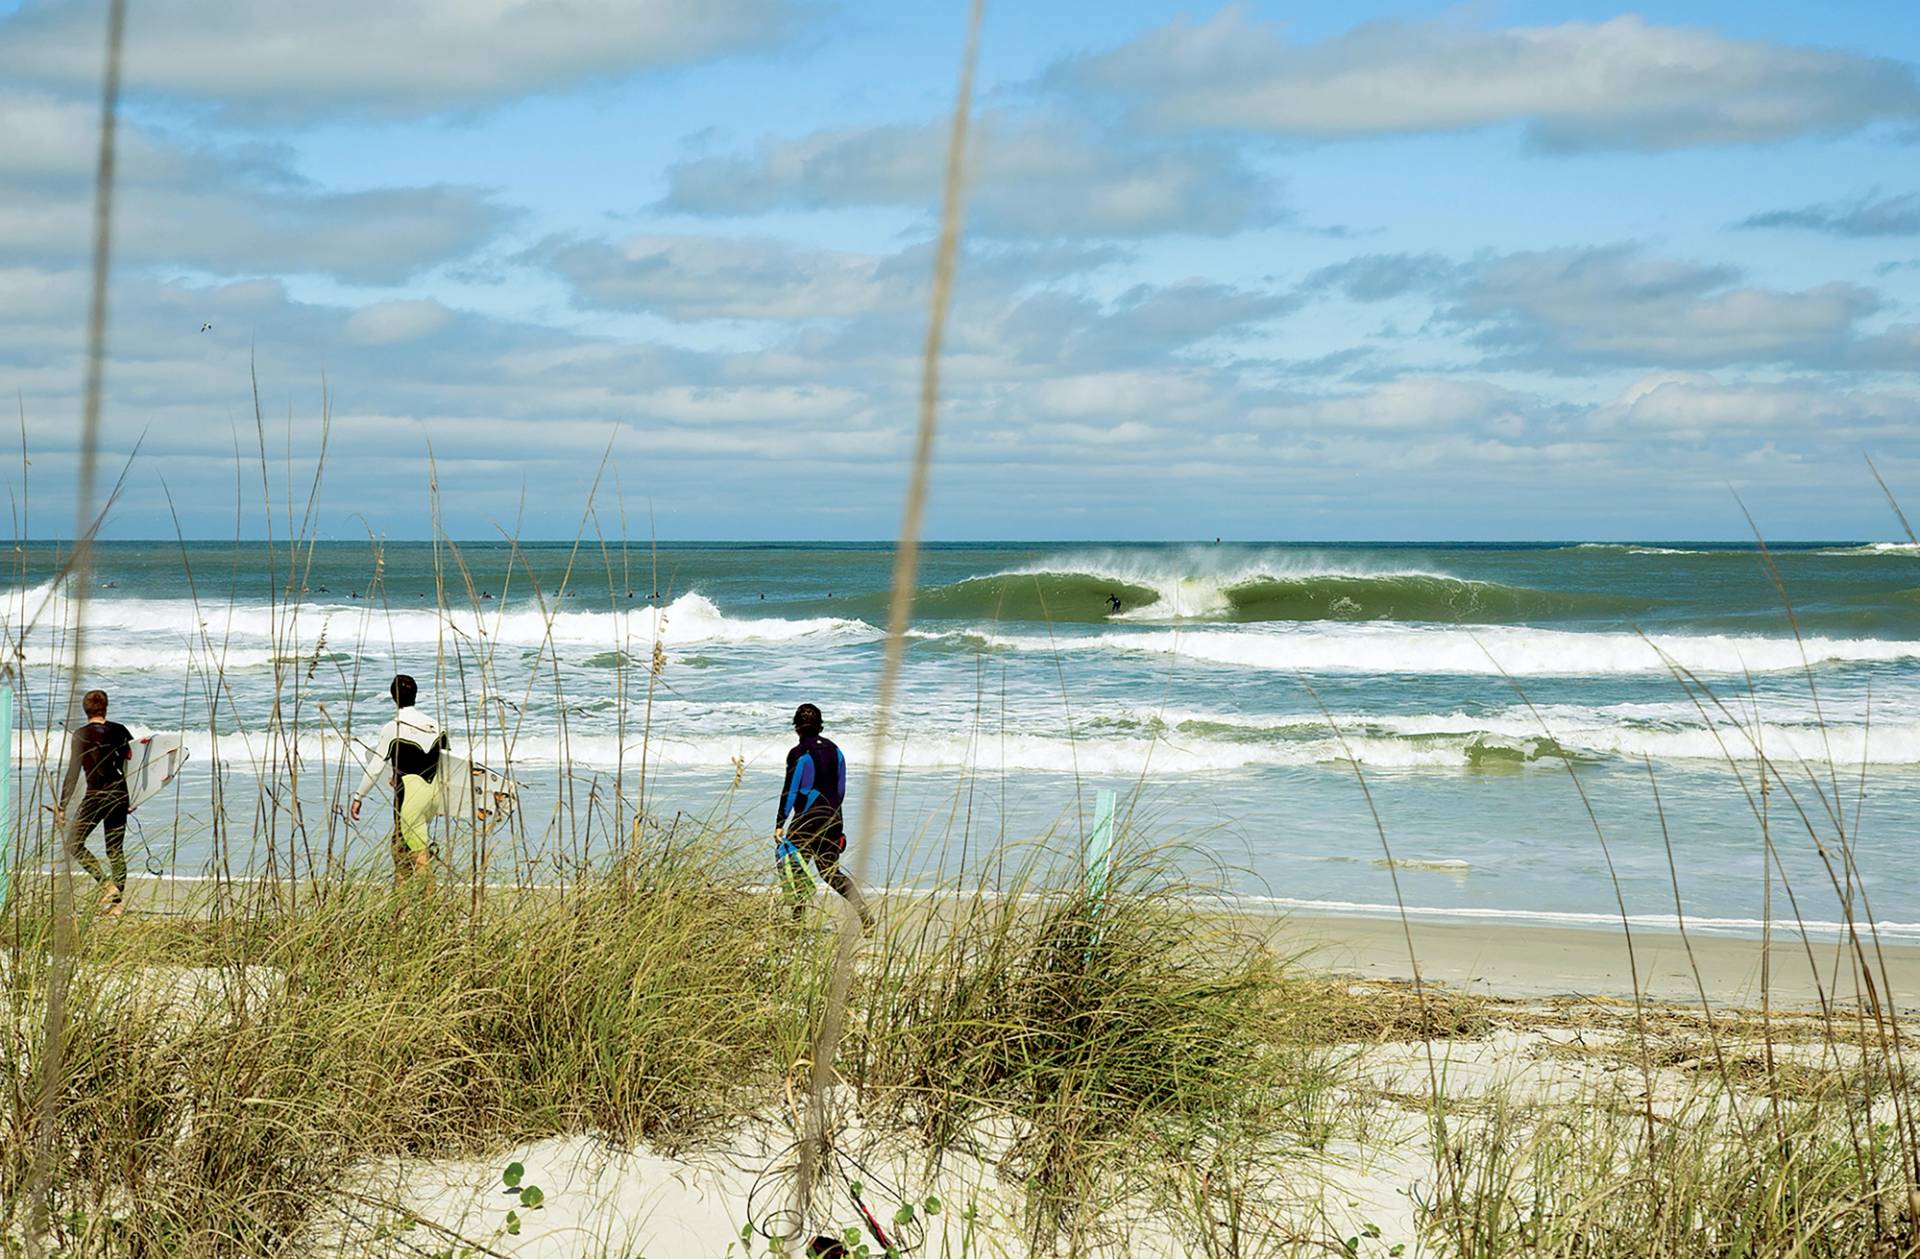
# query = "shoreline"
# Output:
<box><xmin>1263</xmin><ymin>907</ymin><xmax>1920</xmax><ymax>1010</ymax></box>
<box><xmin>55</xmin><ymin>871</ymin><xmax>1920</xmax><ymax>1011</ymax></box>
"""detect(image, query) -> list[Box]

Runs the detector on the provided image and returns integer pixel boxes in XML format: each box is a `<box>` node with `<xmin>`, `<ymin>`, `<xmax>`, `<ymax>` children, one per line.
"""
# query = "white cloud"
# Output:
<box><xmin>1448</xmin><ymin>246</ymin><xmax>1882</xmax><ymax>369</ymax></box>
<box><xmin>0</xmin><ymin>0</ymin><xmax>799</xmax><ymax>120</ymax></box>
<box><xmin>1741</xmin><ymin>191</ymin><xmax>1920</xmax><ymax>237</ymax></box>
<box><xmin>1594</xmin><ymin>372</ymin><xmax>1917</xmax><ymax>438</ymax></box>
<box><xmin>529</xmin><ymin>234</ymin><xmax>911</xmax><ymax>321</ymax></box>
<box><xmin>662</xmin><ymin>111</ymin><xmax>1278</xmax><ymax>237</ymax></box>
<box><xmin>1058</xmin><ymin>8</ymin><xmax>1920</xmax><ymax>151</ymax></box>
<box><xmin>1250</xmin><ymin>378</ymin><xmax>1533</xmax><ymax>432</ymax></box>
<box><xmin>344</xmin><ymin>299</ymin><xmax>455</xmax><ymax>345</ymax></box>
<box><xmin>0</xmin><ymin>89</ymin><xmax>509</xmax><ymax>281</ymax></box>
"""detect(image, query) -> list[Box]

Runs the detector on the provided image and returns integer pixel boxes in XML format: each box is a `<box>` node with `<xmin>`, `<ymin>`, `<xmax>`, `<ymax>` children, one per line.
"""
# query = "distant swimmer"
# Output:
<box><xmin>1106</xmin><ymin>593</ymin><xmax>1122</xmax><ymax>614</ymax></box>
<box><xmin>776</xmin><ymin>703</ymin><xmax>872</xmax><ymax>931</ymax></box>
<box><xmin>481</xmin><ymin>590</ymin><xmax>494</xmax><ymax>600</ymax></box>
<box><xmin>317</xmin><ymin>585</ymin><xmax>328</xmax><ymax>593</ymax></box>
<box><xmin>350</xmin><ymin>673</ymin><xmax>449</xmax><ymax>887</ymax></box>
<box><xmin>349</xmin><ymin>590</ymin><xmax>359</xmax><ymax>599</ymax></box>
<box><xmin>101</xmin><ymin>580</ymin><xmax>116</xmax><ymax>589</ymax></box>
<box><xmin>55</xmin><ymin>688</ymin><xmax>133</xmax><ymax>916</ymax></box>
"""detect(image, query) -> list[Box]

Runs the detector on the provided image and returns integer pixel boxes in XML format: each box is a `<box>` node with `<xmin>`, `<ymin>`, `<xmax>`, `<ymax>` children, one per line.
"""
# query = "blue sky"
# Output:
<box><xmin>1</xmin><ymin>0</ymin><xmax>1918</xmax><ymax>540</ymax></box>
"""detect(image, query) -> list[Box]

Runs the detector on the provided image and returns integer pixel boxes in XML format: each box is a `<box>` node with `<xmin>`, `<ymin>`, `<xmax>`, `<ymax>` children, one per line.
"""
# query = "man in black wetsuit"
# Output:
<box><xmin>776</xmin><ymin>703</ymin><xmax>872</xmax><ymax>929</ymax></box>
<box><xmin>55</xmin><ymin>688</ymin><xmax>134</xmax><ymax>915</ymax></box>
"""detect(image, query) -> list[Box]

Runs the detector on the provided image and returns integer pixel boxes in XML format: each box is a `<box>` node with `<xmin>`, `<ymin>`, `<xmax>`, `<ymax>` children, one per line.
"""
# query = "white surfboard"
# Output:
<box><xmin>436</xmin><ymin>751</ymin><xmax>519</xmax><ymax>824</ymax></box>
<box><xmin>127</xmin><ymin>733</ymin><xmax>189</xmax><ymax>812</ymax></box>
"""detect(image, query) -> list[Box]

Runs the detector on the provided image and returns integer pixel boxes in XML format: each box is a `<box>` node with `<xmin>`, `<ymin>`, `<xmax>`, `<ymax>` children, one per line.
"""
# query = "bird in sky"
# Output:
<box><xmin>200</xmin><ymin>322</ymin><xmax>213</xmax><ymax>332</ymax></box>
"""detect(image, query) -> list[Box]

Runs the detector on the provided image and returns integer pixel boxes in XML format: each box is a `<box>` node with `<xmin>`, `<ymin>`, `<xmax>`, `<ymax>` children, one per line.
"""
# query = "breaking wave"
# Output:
<box><xmin>977</xmin><ymin>622</ymin><xmax>1920</xmax><ymax>677</ymax></box>
<box><xmin>1817</xmin><ymin>542</ymin><xmax>1920</xmax><ymax>557</ymax></box>
<box><xmin>892</xmin><ymin>558</ymin><xmax>1647</xmax><ymax>625</ymax></box>
<box><xmin>0</xmin><ymin>590</ymin><xmax>879</xmax><ymax>666</ymax></box>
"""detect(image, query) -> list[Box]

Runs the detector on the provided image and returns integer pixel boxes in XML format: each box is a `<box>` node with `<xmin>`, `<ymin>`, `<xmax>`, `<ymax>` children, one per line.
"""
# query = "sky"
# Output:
<box><xmin>1</xmin><ymin>0</ymin><xmax>1918</xmax><ymax>541</ymax></box>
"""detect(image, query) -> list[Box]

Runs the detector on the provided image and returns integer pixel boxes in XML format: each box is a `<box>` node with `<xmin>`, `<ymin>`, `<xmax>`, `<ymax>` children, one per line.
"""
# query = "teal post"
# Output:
<box><xmin>0</xmin><ymin>686</ymin><xmax>12</xmax><ymax>909</ymax></box>
<box><xmin>1085</xmin><ymin>788</ymin><xmax>1117</xmax><ymax>933</ymax></box>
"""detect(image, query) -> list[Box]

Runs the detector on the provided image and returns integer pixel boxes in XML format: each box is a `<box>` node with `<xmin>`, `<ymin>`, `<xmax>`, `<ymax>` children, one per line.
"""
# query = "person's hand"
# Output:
<box><xmin>349</xmin><ymin>797</ymin><xmax>362</xmax><ymax>821</ymax></box>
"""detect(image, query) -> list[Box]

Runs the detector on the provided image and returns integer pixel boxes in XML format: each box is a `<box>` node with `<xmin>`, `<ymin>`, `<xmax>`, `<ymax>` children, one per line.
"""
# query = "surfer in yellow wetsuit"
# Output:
<box><xmin>349</xmin><ymin>674</ymin><xmax>448</xmax><ymax>886</ymax></box>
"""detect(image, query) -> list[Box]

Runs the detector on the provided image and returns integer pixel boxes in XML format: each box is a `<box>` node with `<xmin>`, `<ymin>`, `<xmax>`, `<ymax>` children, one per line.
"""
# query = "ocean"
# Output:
<box><xmin>10</xmin><ymin>539</ymin><xmax>1920</xmax><ymax>937</ymax></box>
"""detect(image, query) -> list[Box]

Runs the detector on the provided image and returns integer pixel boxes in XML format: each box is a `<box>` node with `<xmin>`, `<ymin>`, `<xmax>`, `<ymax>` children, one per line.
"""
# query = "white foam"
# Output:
<box><xmin>1568</xmin><ymin>543</ymin><xmax>1700</xmax><ymax>556</ymax></box>
<box><xmin>983</xmin><ymin>622</ymin><xmax>1920</xmax><ymax>677</ymax></box>
<box><xmin>1815</xmin><ymin>542</ymin><xmax>1920</xmax><ymax>557</ymax></box>
<box><xmin>59</xmin><ymin>705</ymin><xmax>1920</xmax><ymax>780</ymax></box>
<box><xmin>0</xmin><ymin>591</ymin><xmax>878</xmax><ymax>663</ymax></box>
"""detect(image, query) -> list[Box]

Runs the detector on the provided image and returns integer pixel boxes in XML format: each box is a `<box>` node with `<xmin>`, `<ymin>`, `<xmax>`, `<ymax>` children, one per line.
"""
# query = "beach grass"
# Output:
<box><xmin>0</xmin><ymin>836</ymin><xmax>1354</xmax><ymax>1257</ymax></box>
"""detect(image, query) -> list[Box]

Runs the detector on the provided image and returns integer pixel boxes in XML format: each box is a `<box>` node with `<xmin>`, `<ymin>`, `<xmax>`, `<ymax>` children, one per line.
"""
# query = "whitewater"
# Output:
<box><xmin>8</xmin><ymin>538</ymin><xmax>1920</xmax><ymax>932</ymax></box>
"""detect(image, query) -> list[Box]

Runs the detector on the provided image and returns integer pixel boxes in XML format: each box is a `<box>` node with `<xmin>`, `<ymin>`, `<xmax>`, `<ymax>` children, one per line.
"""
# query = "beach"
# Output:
<box><xmin>1266</xmin><ymin>909</ymin><xmax>1920</xmax><ymax>1010</ymax></box>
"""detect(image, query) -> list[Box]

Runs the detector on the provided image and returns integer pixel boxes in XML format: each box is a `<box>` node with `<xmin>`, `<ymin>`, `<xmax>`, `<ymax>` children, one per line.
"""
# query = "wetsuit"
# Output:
<box><xmin>776</xmin><ymin>732</ymin><xmax>868</xmax><ymax>923</ymax></box>
<box><xmin>60</xmin><ymin>720</ymin><xmax>133</xmax><ymax>890</ymax></box>
<box><xmin>353</xmin><ymin>706</ymin><xmax>448</xmax><ymax>874</ymax></box>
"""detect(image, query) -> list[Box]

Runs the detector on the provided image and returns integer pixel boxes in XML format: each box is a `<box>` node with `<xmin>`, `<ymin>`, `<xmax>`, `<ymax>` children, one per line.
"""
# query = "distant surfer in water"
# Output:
<box><xmin>776</xmin><ymin>703</ymin><xmax>871</xmax><ymax>930</ymax></box>
<box><xmin>55</xmin><ymin>688</ymin><xmax>133</xmax><ymax>916</ymax></box>
<box><xmin>1106</xmin><ymin>593</ymin><xmax>1122</xmax><ymax>614</ymax></box>
<box><xmin>350</xmin><ymin>673</ymin><xmax>448</xmax><ymax>887</ymax></box>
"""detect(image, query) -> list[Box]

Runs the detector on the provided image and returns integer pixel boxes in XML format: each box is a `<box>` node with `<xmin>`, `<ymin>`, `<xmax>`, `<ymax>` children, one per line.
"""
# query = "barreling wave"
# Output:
<box><xmin>892</xmin><ymin>561</ymin><xmax>1648</xmax><ymax>625</ymax></box>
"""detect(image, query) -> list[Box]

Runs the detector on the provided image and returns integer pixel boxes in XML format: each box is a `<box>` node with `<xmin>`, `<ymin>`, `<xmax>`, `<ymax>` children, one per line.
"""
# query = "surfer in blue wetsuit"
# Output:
<box><xmin>776</xmin><ymin>703</ymin><xmax>872</xmax><ymax>929</ymax></box>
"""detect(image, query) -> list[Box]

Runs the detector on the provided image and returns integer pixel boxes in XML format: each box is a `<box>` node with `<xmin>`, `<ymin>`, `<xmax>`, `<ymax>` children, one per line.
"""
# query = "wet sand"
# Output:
<box><xmin>1263</xmin><ymin>909</ymin><xmax>1920</xmax><ymax>1010</ymax></box>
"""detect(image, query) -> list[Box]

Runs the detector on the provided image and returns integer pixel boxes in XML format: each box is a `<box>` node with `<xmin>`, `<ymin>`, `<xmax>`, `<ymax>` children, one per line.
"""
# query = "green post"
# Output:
<box><xmin>1085</xmin><ymin>788</ymin><xmax>1116</xmax><ymax>928</ymax></box>
<box><xmin>0</xmin><ymin>686</ymin><xmax>12</xmax><ymax>909</ymax></box>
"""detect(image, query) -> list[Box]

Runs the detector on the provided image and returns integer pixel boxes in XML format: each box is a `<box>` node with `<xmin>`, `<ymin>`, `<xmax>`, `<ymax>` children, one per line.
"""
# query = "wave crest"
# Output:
<box><xmin>898</xmin><ymin>555</ymin><xmax>1645</xmax><ymax>625</ymax></box>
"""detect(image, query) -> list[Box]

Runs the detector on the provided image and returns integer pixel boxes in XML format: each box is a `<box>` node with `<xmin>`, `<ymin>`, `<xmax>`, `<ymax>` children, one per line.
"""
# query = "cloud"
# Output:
<box><xmin>1444</xmin><ymin>245</ymin><xmax>1884</xmax><ymax>370</ymax></box>
<box><xmin>661</xmin><ymin>112</ymin><xmax>1279</xmax><ymax>237</ymax></box>
<box><xmin>1293</xmin><ymin>242</ymin><xmax>1905</xmax><ymax>372</ymax></box>
<box><xmin>526</xmin><ymin>234</ymin><xmax>912</xmax><ymax>321</ymax></box>
<box><xmin>1592</xmin><ymin>372</ymin><xmax>1917</xmax><ymax>440</ymax></box>
<box><xmin>344</xmin><ymin>299</ymin><xmax>455</xmax><ymax>345</ymax></box>
<box><xmin>1249</xmin><ymin>378</ymin><xmax>1535</xmax><ymax>433</ymax></box>
<box><xmin>0</xmin><ymin>89</ymin><xmax>510</xmax><ymax>281</ymax></box>
<box><xmin>0</xmin><ymin>0</ymin><xmax>799</xmax><ymax>120</ymax></box>
<box><xmin>1740</xmin><ymin>191</ymin><xmax>1920</xmax><ymax>237</ymax></box>
<box><xmin>1056</xmin><ymin>8</ymin><xmax>1920</xmax><ymax>151</ymax></box>
<box><xmin>1303</xmin><ymin>253</ymin><xmax>1454</xmax><ymax>302</ymax></box>
<box><xmin>525</xmin><ymin>231</ymin><xmax>1287</xmax><ymax>372</ymax></box>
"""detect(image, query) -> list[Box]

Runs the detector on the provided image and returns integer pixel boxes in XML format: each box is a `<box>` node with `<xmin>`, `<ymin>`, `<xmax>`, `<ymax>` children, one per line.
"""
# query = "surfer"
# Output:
<box><xmin>1106</xmin><ymin>593</ymin><xmax>1122</xmax><ymax>614</ymax></box>
<box><xmin>775</xmin><ymin>703</ymin><xmax>872</xmax><ymax>930</ymax></box>
<box><xmin>54</xmin><ymin>689</ymin><xmax>133</xmax><ymax>915</ymax></box>
<box><xmin>349</xmin><ymin>674</ymin><xmax>449</xmax><ymax>886</ymax></box>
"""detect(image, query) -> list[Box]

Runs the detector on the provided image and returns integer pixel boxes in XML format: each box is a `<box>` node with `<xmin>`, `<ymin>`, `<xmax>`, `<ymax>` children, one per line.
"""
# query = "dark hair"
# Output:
<box><xmin>82</xmin><ymin>689</ymin><xmax>108</xmax><ymax>717</ymax></box>
<box><xmin>390</xmin><ymin>674</ymin><xmax>417</xmax><ymax>707</ymax></box>
<box><xmin>792</xmin><ymin>702</ymin><xmax>823</xmax><ymax>735</ymax></box>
